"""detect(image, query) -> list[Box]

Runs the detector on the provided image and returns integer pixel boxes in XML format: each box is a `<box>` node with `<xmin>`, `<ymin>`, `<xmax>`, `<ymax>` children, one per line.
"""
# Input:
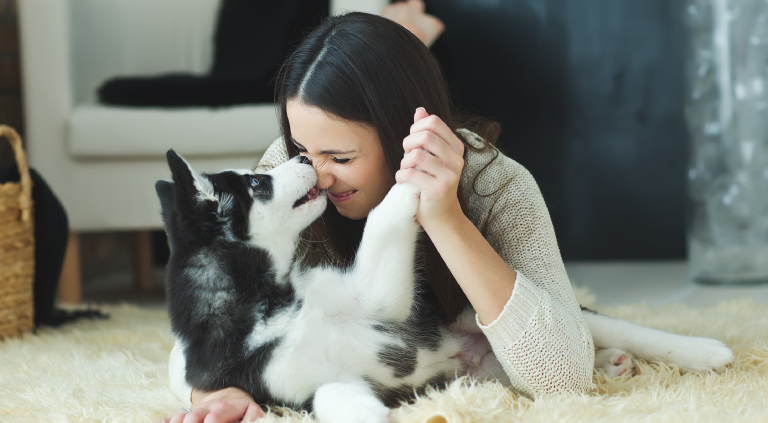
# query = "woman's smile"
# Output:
<box><xmin>328</xmin><ymin>190</ymin><xmax>358</xmax><ymax>203</ymax></box>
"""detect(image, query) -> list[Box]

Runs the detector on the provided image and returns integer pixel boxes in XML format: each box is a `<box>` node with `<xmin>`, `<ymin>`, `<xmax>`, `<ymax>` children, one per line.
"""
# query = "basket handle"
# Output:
<box><xmin>0</xmin><ymin>125</ymin><xmax>33</xmax><ymax>222</ymax></box>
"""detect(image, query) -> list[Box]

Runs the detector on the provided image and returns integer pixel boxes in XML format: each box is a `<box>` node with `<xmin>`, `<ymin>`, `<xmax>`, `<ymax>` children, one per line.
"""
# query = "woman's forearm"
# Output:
<box><xmin>422</xmin><ymin>210</ymin><xmax>516</xmax><ymax>326</ymax></box>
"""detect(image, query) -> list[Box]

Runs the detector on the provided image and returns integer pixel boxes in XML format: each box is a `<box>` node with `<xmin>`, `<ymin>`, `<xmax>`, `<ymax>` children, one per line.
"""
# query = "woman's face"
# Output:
<box><xmin>286</xmin><ymin>100</ymin><xmax>395</xmax><ymax>220</ymax></box>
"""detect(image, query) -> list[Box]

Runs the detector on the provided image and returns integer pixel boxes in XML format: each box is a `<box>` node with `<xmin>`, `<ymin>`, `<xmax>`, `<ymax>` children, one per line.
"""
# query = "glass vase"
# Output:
<box><xmin>684</xmin><ymin>0</ymin><xmax>768</xmax><ymax>284</ymax></box>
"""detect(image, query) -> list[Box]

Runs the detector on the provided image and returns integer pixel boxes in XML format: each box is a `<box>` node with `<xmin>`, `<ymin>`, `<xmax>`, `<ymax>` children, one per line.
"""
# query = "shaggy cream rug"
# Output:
<box><xmin>2</xmin><ymin>289</ymin><xmax>768</xmax><ymax>423</ymax></box>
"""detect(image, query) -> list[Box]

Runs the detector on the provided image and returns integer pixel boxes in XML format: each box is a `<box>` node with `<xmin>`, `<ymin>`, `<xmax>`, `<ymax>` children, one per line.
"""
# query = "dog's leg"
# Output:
<box><xmin>349</xmin><ymin>182</ymin><xmax>422</xmax><ymax>322</ymax></box>
<box><xmin>582</xmin><ymin>308</ymin><xmax>734</xmax><ymax>373</ymax></box>
<box><xmin>313</xmin><ymin>382</ymin><xmax>390</xmax><ymax>423</ymax></box>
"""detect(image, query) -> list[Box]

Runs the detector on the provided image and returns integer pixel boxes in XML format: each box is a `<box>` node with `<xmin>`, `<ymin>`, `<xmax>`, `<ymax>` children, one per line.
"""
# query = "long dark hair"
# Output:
<box><xmin>275</xmin><ymin>12</ymin><xmax>500</xmax><ymax>324</ymax></box>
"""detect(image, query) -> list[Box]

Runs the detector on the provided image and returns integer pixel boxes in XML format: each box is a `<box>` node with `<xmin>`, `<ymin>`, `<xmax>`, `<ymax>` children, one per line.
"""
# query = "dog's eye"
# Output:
<box><xmin>250</xmin><ymin>177</ymin><xmax>260</xmax><ymax>188</ymax></box>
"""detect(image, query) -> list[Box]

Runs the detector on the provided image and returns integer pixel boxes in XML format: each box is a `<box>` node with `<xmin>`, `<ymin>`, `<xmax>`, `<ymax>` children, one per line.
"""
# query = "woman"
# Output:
<box><xmin>160</xmin><ymin>10</ymin><xmax>594</xmax><ymax>423</ymax></box>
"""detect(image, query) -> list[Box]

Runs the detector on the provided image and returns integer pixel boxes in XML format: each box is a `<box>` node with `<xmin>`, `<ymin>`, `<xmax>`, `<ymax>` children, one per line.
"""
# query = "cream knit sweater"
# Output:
<box><xmin>168</xmin><ymin>129</ymin><xmax>595</xmax><ymax>404</ymax></box>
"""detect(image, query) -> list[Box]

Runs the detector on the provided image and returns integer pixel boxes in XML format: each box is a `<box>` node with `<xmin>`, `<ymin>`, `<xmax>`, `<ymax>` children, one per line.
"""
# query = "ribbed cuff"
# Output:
<box><xmin>475</xmin><ymin>271</ymin><xmax>543</xmax><ymax>345</ymax></box>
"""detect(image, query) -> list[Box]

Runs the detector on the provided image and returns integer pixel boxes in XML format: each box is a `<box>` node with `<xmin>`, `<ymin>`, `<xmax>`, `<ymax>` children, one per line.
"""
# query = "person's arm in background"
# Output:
<box><xmin>381</xmin><ymin>0</ymin><xmax>445</xmax><ymax>48</ymax></box>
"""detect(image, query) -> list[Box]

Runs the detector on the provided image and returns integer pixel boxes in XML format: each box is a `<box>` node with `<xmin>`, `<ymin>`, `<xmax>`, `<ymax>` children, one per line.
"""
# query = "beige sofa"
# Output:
<box><xmin>18</xmin><ymin>0</ymin><xmax>386</xmax><ymax>300</ymax></box>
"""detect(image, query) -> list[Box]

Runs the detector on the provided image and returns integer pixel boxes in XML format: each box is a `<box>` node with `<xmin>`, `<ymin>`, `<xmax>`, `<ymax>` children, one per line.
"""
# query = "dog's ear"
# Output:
<box><xmin>155</xmin><ymin>180</ymin><xmax>174</xmax><ymax>229</ymax></box>
<box><xmin>166</xmin><ymin>149</ymin><xmax>216</xmax><ymax>203</ymax></box>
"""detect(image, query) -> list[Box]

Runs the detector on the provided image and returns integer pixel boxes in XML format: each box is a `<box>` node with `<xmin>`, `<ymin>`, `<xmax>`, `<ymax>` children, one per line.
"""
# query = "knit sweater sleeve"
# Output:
<box><xmin>253</xmin><ymin>137</ymin><xmax>290</xmax><ymax>173</ymax></box>
<box><xmin>459</xmin><ymin>130</ymin><xmax>595</xmax><ymax>398</ymax></box>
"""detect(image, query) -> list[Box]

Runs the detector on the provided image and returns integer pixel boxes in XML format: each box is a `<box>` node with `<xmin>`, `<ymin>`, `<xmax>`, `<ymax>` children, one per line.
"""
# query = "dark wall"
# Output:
<box><xmin>425</xmin><ymin>0</ymin><xmax>687</xmax><ymax>260</ymax></box>
<box><xmin>0</xmin><ymin>0</ymin><xmax>24</xmax><ymax>168</ymax></box>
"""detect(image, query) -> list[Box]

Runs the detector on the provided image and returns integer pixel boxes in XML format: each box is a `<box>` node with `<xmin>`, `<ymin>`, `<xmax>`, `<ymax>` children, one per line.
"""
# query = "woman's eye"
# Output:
<box><xmin>250</xmin><ymin>178</ymin><xmax>260</xmax><ymax>187</ymax></box>
<box><xmin>333</xmin><ymin>157</ymin><xmax>351</xmax><ymax>164</ymax></box>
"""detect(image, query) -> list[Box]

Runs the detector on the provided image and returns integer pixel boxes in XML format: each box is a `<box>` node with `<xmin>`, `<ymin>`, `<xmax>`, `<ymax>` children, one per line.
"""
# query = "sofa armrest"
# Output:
<box><xmin>18</xmin><ymin>0</ymin><xmax>76</xmax><ymax>202</ymax></box>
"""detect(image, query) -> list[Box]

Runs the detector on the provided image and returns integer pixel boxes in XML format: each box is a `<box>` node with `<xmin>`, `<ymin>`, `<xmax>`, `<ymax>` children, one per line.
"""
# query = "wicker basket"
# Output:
<box><xmin>0</xmin><ymin>125</ymin><xmax>35</xmax><ymax>340</ymax></box>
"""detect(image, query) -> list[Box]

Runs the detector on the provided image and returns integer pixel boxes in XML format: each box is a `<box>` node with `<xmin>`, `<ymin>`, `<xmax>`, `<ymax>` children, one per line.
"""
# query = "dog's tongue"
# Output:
<box><xmin>308</xmin><ymin>187</ymin><xmax>319</xmax><ymax>198</ymax></box>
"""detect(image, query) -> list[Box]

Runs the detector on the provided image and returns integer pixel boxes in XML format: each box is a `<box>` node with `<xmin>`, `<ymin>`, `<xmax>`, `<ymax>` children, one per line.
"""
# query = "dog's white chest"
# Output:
<box><xmin>259</xmin><ymin>302</ymin><xmax>398</xmax><ymax>404</ymax></box>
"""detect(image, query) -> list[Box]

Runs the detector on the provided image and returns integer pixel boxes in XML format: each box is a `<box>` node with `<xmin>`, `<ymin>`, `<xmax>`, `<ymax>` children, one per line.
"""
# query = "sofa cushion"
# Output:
<box><xmin>97</xmin><ymin>74</ymin><xmax>276</xmax><ymax>107</ymax></box>
<box><xmin>68</xmin><ymin>103</ymin><xmax>279</xmax><ymax>158</ymax></box>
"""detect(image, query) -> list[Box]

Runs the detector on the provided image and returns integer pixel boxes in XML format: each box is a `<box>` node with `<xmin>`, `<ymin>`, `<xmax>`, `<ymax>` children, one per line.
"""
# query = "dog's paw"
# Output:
<box><xmin>369</xmin><ymin>182</ymin><xmax>421</xmax><ymax>227</ymax></box>
<box><xmin>333</xmin><ymin>399</ymin><xmax>390</xmax><ymax>423</ymax></box>
<box><xmin>314</xmin><ymin>383</ymin><xmax>390</xmax><ymax>423</ymax></box>
<box><xmin>387</xmin><ymin>182</ymin><xmax>421</xmax><ymax>218</ymax></box>
<box><xmin>672</xmin><ymin>337</ymin><xmax>734</xmax><ymax>373</ymax></box>
<box><xmin>594</xmin><ymin>348</ymin><xmax>635</xmax><ymax>378</ymax></box>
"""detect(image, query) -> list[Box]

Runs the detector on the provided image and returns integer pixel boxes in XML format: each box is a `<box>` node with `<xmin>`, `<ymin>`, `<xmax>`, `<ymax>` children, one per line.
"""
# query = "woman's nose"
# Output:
<box><xmin>314</xmin><ymin>165</ymin><xmax>335</xmax><ymax>190</ymax></box>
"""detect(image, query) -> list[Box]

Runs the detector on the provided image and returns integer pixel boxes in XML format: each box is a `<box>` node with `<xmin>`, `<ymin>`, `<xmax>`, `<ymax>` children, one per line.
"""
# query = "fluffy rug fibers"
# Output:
<box><xmin>2</xmin><ymin>293</ymin><xmax>768</xmax><ymax>423</ymax></box>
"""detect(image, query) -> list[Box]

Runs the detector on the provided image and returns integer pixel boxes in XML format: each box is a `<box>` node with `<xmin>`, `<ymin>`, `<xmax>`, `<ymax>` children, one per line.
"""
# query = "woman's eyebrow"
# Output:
<box><xmin>291</xmin><ymin>137</ymin><xmax>356</xmax><ymax>155</ymax></box>
<box><xmin>320</xmin><ymin>148</ymin><xmax>356</xmax><ymax>155</ymax></box>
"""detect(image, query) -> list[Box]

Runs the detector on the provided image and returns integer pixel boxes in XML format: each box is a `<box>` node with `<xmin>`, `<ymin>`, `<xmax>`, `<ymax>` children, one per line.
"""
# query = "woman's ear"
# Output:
<box><xmin>155</xmin><ymin>180</ymin><xmax>175</xmax><ymax>229</ymax></box>
<box><xmin>166</xmin><ymin>149</ymin><xmax>215</xmax><ymax>202</ymax></box>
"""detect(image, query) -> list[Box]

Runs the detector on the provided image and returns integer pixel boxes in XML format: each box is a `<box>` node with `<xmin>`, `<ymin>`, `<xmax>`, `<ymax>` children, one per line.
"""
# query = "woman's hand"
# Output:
<box><xmin>396</xmin><ymin>107</ymin><xmax>465</xmax><ymax>230</ymax></box>
<box><xmin>381</xmin><ymin>0</ymin><xmax>445</xmax><ymax>48</ymax></box>
<box><xmin>397</xmin><ymin>109</ymin><xmax>517</xmax><ymax>326</ymax></box>
<box><xmin>155</xmin><ymin>387</ymin><xmax>264</xmax><ymax>423</ymax></box>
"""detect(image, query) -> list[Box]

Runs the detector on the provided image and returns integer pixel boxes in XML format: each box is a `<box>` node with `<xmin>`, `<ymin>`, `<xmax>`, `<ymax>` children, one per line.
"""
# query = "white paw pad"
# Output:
<box><xmin>595</xmin><ymin>348</ymin><xmax>635</xmax><ymax>378</ymax></box>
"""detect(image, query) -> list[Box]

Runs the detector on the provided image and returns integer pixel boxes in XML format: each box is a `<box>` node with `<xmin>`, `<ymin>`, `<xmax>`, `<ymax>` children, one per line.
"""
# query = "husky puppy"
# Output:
<box><xmin>157</xmin><ymin>150</ymin><xmax>734</xmax><ymax>422</ymax></box>
<box><xmin>157</xmin><ymin>150</ymin><xmax>464</xmax><ymax>422</ymax></box>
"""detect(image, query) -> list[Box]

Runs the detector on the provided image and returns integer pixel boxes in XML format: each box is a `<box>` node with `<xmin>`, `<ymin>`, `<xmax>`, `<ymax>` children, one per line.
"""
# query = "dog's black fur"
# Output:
<box><xmin>158</xmin><ymin>151</ymin><xmax>302</xmax><ymax>407</ymax></box>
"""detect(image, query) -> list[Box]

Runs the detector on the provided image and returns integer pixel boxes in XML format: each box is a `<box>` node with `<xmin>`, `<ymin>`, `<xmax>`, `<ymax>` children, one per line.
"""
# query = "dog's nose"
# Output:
<box><xmin>299</xmin><ymin>155</ymin><xmax>312</xmax><ymax>165</ymax></box>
